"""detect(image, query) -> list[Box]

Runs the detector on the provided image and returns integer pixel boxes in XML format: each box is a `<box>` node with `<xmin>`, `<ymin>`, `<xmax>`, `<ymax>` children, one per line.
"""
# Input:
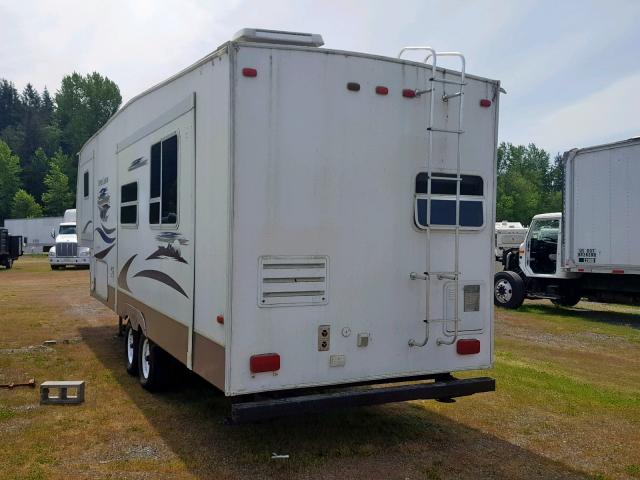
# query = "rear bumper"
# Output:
<box><xmin>230</xmin><ymin>375</ymin><xmax>495</xmax><ymax>423</ymax></box>
<box><xmin>50</xmin><ymin>256</ymin><xmax>90</xmax><ymax>266</ymax></box>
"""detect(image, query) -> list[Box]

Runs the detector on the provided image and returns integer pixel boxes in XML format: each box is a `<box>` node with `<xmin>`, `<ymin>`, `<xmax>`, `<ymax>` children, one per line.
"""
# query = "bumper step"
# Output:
<box><xmin>230</xmin><ymin>376</ymin><xmax>495</xmax><ymax>423</ymax></box>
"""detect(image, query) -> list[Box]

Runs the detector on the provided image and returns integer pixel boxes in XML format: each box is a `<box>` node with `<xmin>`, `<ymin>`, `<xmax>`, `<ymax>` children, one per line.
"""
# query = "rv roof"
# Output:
<box><xmin>233</xmin><ymin>28</ymin><xmax>324</xmax><ymax>47</ymax></box>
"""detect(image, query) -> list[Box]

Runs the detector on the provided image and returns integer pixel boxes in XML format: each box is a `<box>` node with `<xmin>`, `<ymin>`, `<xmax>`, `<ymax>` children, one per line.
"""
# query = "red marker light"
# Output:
<box><xmin>375</xmin><ymin>86</ymin><xmax>389</xmax><ymax>95</ymax></box>
<box><xmin>250</xmin><ymin>353</ymin><xmax>280</xmax><ymax>373</ymax></box>
<box><xmin>612</xmin><ymin>269</ymin><xmax>624</xmax><ymax>274</ymax></box>
<box><xmin>402</xmin><ymin>89</ymin><xmax>416</xmax><ymax>98</ymax></box>
<box><xmin>480</xmin><ymin>99</ymin><xmax>492</xmax><ymax>107</ymax></box>
<box><xmin>216</xmin><ymin>314</ymin><xmax>224</xmax><ymax>325</ymax></box>
<box><xmin>242</xmin><ymin>68</ymin><xmax>257</xmax><ymax>77</ymax></box>
<box><xmin>456</xmin><ymin>339</ymin><xmax>480</xmax><ymax>355</ymax></box>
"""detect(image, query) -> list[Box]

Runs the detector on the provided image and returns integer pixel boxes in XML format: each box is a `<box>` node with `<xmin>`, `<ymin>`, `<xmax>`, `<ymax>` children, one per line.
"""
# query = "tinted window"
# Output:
<box><xmin>461</xmin><ymin>175</ymin><xmax>483</xmax><ymax>196</ymax></box>
<box><xmin>460</xmin><ymin>200</ymin><xmax>483</xmax><ymax>227</ymax></box>
<box><xmin>431</xmin><ymin>178</ymin><xmax>457</xmax><ymax>195</ymax></box>
<box><xmin>83</xmin><ymin>171</ymin><xmax>89</xmax><ymax>198</ymax></box>
<box><xmin>59</xmin><ymin>225</ymin><xmax>76</xmax><ymax>235</ymax></box>
<box><xmin>416</xmin><ymin>198</ymin><xmax>428</xmax><ymax>226</ymax></box>
<box><xmin>121</xmin><ymin>182</ymin><xmax>137</xmax><ymax>203</ymax></box>
<box><xmin>120</xmin><ymin>205</ymin><xmax>137</xmax><ymax>225</ymax></box>
<box><xmin>149</xmin><ymin>202</ymin><xmax>160</xmax><ymax>225</ymax></box>
<box><xmin>161</xmin><ymin>135</ymin><xmax>178</xmax><ymax>224</ymax></box>
<box><xmin>416</xmin><ymin>173</ymin><xmax>428</xmax><ymax>194</ymax></box>
<box><xmin>150</xmin><ymin>142</ymin><xmax>161</xmax><ymax>198</ymax></box>
<box><xmin>430</xmin><ymin>199</ymin><xmax>456</xmax><ymax>225</ymax></box>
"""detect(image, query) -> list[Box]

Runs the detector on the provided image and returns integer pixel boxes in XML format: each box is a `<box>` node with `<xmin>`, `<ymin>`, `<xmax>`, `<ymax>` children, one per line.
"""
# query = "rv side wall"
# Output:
<box><xmin>78</xmin><ymin>48</ymin><xmax>232</xmax><ymax>387</ymax></box>
<box><xmin>228</xmin><ymin>45</ymin><xmax>499</xmax><ymax>395</ymax></box>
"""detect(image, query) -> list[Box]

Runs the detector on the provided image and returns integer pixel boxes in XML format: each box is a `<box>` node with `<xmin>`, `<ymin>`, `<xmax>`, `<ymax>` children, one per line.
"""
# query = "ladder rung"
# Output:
<box><xmin>429</xmin><ymin>78</ymin><xmax>466</xmax><ymax>86</ymax></box>
<box><xmin>427</xmin><ymin>128</ymin><xmax>464</xmax><ymax>134</ymax></box>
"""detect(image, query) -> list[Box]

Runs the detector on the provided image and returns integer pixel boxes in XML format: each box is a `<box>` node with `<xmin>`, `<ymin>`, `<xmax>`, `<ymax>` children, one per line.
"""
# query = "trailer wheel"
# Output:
<box><xmin>124</xmin><ymin>323</ymin><xmax>139</xmax><ymax>375</ymax></box>
<box><xmin>552</xmin><ymin>292</ymin><xmax>581</xmax><ymax>308</ymax></box>
<box><xmin>138</xmin><ymin>333</ymin><xmax>167</xmax><ymax>391</ymax></box>
<box><xmin>494</xmin><ymin>271</ymin><xmax>525</xmax><ymax>309</ymax></box>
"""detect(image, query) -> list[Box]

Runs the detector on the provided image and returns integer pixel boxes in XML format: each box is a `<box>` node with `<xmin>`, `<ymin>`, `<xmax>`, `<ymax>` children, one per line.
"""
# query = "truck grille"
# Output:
<box><xmin>56</xmin><ymin>242</ymin><xmax>78</xmax><ymax>257</ymax></box>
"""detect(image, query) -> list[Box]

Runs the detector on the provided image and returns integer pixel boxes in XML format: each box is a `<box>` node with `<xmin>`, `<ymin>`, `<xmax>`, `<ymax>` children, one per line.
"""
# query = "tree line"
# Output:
<box><xmin>0</xmin><ymin>73</ymin><xmax>121</xmax><ymax>223</ymax></box>
<box><xmin>0</xmin><ymin>72</ymin><xmax>561</xmax><ymax>226</ymax></box>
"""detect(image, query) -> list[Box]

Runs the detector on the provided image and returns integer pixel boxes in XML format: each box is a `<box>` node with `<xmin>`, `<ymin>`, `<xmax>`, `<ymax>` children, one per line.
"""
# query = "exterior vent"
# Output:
<box><xmin>258</xmin><ymin>256</ymin><xmax>328</xmax><ymax>307</ymax></box>
<box><xmin>233</xmin><ymin>28</ymin><xmax>324</xmax><ymax>47</ymax></box>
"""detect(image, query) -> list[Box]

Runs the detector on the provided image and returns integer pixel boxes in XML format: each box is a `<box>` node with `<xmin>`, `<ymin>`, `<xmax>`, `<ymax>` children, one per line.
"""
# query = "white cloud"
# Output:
<box><xmin>522</xmin><ymin>70</ymin><xmax>640</xmax><ymax>153</ymax></box>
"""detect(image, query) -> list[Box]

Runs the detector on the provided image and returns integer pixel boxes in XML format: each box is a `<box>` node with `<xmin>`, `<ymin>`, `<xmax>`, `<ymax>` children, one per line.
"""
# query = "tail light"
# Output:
<box><xmin>402</xmin><ymin>89</ymin><xmax>416</xmax><ymax>98</ymax></box>
<box><xmin>375</xmin><ymin>86</ymin><xmax>389</xmax><ymax>95</ymax></box>
<box><xmin>250</xmin><ymin>353</ymin><xmax>280</xmax><ymax>373</ymax></box>
<box><xmin>456</xmin><ymin>339</ymin><xmax>480</xmax><ymax>355</ymax></box>
<box><xmin>479</xmin><ymin>99</ymin><xmax>492</xmax><ymax>107</ymax></box>
<box><xmin>242</xmin><ymin>68</ymin><xmax>257</xmax><ymax>77</ymax></box>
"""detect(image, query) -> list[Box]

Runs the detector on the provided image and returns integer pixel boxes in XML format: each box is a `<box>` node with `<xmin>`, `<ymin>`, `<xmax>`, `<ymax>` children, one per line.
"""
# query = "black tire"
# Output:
<box><xmin>50</xmin><ymin>265</ymin><xmax>58</xmax><ymax>270</ymax></box>
<box><xmin>124</xmin><ymin>323</ymin><xmax>139</xmax><ymax>375</ymax></box>
<box><xmin>5</xmin><ymin>258</ymin><xmax>12</xmax><ymax>269</ymax></box>
<box><xmin>552</xmin><ymin>292</ymin><xmax>581</xmax><ymax>307</ymax></box>
<box><xmin>494</xmin><ymin>271</ymin><xmax>525</xmax><ymax>309</ymax></box>
<box><xmin>138</xmin><ymin>332</ymin><xmax>167</xmax><ymax>391</ymax></box>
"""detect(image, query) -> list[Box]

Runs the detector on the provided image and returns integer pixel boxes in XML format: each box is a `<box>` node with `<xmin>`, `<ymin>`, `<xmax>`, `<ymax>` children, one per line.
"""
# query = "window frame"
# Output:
<box><xmin>414</xmin><ymin>172</ymin><xmax>485</xmax><ymax>231</ymax></box>
<box><xmin>149</xmin><ymin>132</ymin><xmax>179</xmax><ymax>229</ymax></box>
<box><xmin>120</xmin><ymin>181</ymin><xmax>139</xmax><ymax>228</ymax></box>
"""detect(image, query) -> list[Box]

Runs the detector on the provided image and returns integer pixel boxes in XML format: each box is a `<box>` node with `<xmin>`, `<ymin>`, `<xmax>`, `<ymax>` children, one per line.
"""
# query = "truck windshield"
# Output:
<box><xmin>59</xmin><ymin>225</ymin><xmax>76</xmax><ymax>235</ymax></box>
<box><xmin>528</xmin><ymin>219</ymin><xmax>559</xmax><ymax>274</ymax></box>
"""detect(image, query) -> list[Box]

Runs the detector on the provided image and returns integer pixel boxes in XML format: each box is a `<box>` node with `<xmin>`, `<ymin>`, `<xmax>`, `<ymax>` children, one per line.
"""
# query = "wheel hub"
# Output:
<box><xmin>127</xmin><ymin>328</ymin><xmax>135</xmax><ymax>364</ymax></box>
<box><xmin>495</xmin><ymin>279</ymin><xmax>513</xmax><ymax>303</ymax></box>
<box><xmin>141</xmin><ymin>338</ymin><xmax>150</xmax><ymax>379</ymax></box>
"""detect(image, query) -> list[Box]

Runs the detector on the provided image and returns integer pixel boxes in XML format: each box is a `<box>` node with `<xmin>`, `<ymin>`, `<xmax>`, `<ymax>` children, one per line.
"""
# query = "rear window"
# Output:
<box><xmin>414</xmin><ymin>173</ymin><xmax>484</xmax><ymax>229</ymax></box>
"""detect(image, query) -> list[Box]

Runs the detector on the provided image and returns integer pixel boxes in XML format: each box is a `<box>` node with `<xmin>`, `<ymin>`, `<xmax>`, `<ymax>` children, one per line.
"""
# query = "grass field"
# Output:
<box><xmin>1</xmin><ymin>257</ymin><xmax>639</xmax><ymax>479</ymax></box>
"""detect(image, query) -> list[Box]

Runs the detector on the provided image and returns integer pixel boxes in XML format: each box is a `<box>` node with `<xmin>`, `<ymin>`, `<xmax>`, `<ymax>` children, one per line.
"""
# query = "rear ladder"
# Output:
<box><xmin>398</xmin><ymin>47</ymin><xmax>466</xmax><ymax>348</ymax></box>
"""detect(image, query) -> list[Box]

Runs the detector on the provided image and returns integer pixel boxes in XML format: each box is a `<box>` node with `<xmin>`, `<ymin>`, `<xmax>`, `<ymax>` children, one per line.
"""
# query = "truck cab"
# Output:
<box><xmin>48</xmin><ymin>209</ymin><xmax>90</xmax><ymax>270</ymax></box>
<box><xmin>496</xmin><ymin>212</ymin><xmax>580</xmax><ymax>308</ymax></box>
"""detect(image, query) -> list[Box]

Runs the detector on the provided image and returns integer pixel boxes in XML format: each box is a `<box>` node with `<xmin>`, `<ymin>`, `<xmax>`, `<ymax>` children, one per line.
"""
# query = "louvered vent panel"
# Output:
<box><xmin>259</xmin><ymin>256</ymin><xmax>328</xmax><ymax>307</ymax></box>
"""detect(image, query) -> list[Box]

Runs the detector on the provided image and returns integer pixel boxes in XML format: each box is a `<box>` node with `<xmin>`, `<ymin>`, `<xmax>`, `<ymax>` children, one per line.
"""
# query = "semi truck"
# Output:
<box><xmin>0</xmin><ymin>228</ymin><xmax>22</xmax><ymax>269</ymax></box>
<box><xmin>48</xmin><ymin>209</ymin><xmax>90</xmax><ymax>269</ymax></box>
<box><xmin>495</xmin><ymin>137</ymin><xmax>640</xmax><ymax>309</ymax></box>
<box><xmin>78</xmin><ymin>28</ymin><xmax>502</xmax><ymax>422</ymax></box>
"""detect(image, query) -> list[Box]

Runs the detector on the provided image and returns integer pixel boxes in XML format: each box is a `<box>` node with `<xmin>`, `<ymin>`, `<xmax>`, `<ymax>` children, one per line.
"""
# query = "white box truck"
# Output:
<box><xmin>496</xmin><ymin>137</ymin><xmax>640</xmax><ymax>308</ymax></box>
<box><xmin>77</xmin><ymin>28</ymin><xmax>501</xmax><ymax>422</ymax></box>
<box><xmin>48</xmin><ymin>209</ymin><xmax>91</xmax><ymax>269</ymax></box>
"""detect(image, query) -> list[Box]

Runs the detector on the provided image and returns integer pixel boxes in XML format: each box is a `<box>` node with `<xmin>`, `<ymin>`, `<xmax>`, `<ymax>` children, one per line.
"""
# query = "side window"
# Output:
<box><xmin>83</xmin><ymin>171</ymin><xmax>89</xmax><ymax>198</ymax></box>
<box><xmin>415</xmin><ymin>173</ymin><xmax>484</xmax><ymax>229</ymax></box>
<box><xmin>120</xmin><ymin>182</ymin><xmax>138</xmax><ymax>226</ymax></box>
<box><xmin>149</xmin><ymin>134</ymin><xmax>178</xmax><ymax>226</ymax></box>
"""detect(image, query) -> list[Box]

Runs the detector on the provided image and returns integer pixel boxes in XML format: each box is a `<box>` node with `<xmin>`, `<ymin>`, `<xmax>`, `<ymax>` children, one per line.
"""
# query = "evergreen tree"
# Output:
<box><xmin>11</xmin><ymin>189</ymin><xmax>43</xmax><ymax>218</ymax></box>
<box><xmin>42</xmin><ymin>161</ymin><xmax>75</xmax><ymax>215</ymax></box>
<box><xmin>0</xmin><ymin>140</ymin><xmax>22</xmax><ymax>223</ymax></box>
<box><xmin>22</xmin><ymin>147</ymin><xmax>49</xmax><ymax>202</ymax></box>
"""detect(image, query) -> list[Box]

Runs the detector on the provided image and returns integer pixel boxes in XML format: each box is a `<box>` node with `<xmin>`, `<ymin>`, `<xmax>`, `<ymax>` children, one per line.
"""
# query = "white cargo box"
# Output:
<box><xmin>563</xmin><ymin>137</ymin><xmax>640</xmax><ymax>274</ymax></box>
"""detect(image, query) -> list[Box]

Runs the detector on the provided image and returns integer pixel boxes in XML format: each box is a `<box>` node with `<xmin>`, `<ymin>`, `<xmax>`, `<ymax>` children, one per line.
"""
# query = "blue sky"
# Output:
<box><xmin>1</xmin><ymin>0</ymin><xmax>639</xmax><ymax>156</ymax></box>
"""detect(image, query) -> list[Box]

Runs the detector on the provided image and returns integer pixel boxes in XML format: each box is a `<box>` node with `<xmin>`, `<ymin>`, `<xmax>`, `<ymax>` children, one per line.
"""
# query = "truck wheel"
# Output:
<box><xmin>552</xmin><ymin>292</ymin><xmax>581</xmax><ymax>308</ymax></box>
<box><xmin>5</xmin><ymin>258</ymin><xmax>12</xmax><ymax>269</ymax></box>
<box><xmin>125</xmin><ymin>323</ymin><xmax>139</xmax><ymax>375</ymax></box>
<box><xmin>50</xmin><ymin>265</ymin><xmax>58</xmax><ymax>270</ymax></box>
<box><xmin>138</xmin><ymin>333</ymin><xmax>167</xmax><ymax>391</ymax></box>
<box><xmin>494</xmin><ymin>271</ymin><xmax>525</xmax><ymax>309</ymax></box>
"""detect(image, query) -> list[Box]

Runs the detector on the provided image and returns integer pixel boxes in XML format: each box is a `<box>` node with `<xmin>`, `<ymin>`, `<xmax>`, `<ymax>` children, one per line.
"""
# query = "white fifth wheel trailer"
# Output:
<box><xmin>495</xmin><ymin>137</ymin><xmax>640</xmax><ymax>309</ymax></box>
<box><xmin>77</xmin><ymin>28</ymin><xmax>501</xmax><ymax>422</ymax></box>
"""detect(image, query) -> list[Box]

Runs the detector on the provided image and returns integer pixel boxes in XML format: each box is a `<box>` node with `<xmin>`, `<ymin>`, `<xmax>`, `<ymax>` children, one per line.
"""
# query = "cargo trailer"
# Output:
<box><xmin>496</xmin><ymin>137</ymin><xmax>640</xmax><ymax>308</ymax></box>
<box><xmin>0</xmin><ymin>227</ymin><xmax>22</xmax><ymax>269</ymax></box>
<box><xmin>77</xmin><ymin>28</ymin><xmax>501</xmax><ymax>421</ymax></box>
